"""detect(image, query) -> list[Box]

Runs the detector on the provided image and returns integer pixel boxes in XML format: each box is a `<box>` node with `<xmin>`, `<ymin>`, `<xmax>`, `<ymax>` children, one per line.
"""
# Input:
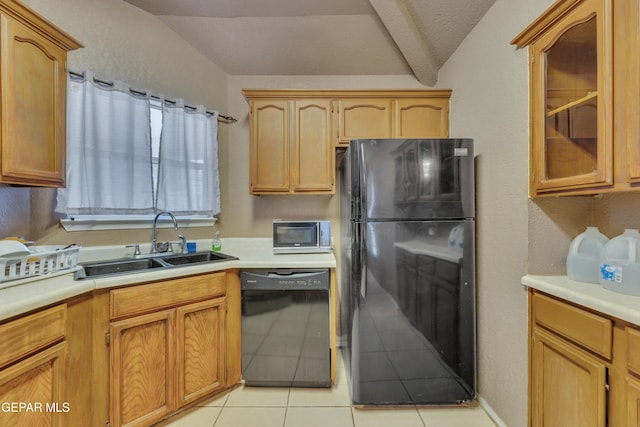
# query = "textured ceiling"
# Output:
<box><xmin>124</xmin><ymin>0</ymin><xmax>496</xmax><ymax>86</ymax></box>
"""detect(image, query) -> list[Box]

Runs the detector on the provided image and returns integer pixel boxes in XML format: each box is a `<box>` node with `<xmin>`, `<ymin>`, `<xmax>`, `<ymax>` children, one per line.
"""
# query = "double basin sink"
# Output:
<box><xmin>75</xmin><ymin>251</ymin><xmax>238</xmax><ymax>280</ymax></box>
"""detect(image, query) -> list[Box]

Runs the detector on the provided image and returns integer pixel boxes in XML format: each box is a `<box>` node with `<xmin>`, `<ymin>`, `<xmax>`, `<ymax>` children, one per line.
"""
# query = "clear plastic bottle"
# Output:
<box><xmin>212</xmin><ymin>231</ymin><xmax>222</xmax><ymax>252</ymax></box>
<box><xmin>599</xmin><ymin>229</ymin><xmax>640</xmax><ymax>295</ymax></box>
<box><xmin>566</xmin><ymin>227</ymin><xmax>609</xmax><ymax>284</ymax></box>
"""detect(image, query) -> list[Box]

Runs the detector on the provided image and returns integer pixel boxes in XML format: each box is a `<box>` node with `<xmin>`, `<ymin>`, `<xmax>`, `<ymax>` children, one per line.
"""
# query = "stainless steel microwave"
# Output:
<box><xmin>272</xmin><ymin>220</ymin><xmax>332</xmax><ymax>254</ymax></box>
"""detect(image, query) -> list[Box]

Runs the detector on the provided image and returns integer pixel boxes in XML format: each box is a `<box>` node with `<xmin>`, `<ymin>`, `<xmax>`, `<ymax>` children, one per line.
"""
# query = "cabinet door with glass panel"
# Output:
<box><xmin>514</xmin><ymin>0</ymin><xmax>613</xmax><ymax>196</ymax></box>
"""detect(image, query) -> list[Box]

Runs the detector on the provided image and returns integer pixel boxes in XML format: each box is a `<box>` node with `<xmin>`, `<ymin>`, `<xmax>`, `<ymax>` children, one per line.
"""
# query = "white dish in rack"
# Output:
<box><xmin>0</xmin><ymin>240</ymin><xmax>30</xmax><ymax>258</ymax></box>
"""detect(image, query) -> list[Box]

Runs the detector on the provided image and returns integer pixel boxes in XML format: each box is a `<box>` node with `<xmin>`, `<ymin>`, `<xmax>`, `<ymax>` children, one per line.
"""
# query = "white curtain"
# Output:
<box><xmin>56</xmin><ymin>71</ymin><xmax>153</xmax><ymax>214</ymax></box>
<box><xmin>156</xmin><ymin>100</ymin><xmax>221</xmax><ymax>215</ymax></box>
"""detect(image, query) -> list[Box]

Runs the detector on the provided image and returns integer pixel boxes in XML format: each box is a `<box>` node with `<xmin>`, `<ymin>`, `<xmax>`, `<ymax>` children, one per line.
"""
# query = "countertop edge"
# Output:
<box><xmin>0</xmin><ymin>245</ymin><xmax>337</xmax><ymax>322</ymax></box>
<box><xmin>522</xmin><ymin>274</ymin><xmax>640</xmax><ymax>325</ymax></box>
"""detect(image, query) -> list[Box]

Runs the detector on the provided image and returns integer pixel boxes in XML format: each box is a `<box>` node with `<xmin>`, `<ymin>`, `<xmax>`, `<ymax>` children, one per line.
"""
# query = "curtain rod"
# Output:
<box><xmin>68</xmin><ymin>70</ymin><xmax>237</xmax><ymax>124</ymax></box>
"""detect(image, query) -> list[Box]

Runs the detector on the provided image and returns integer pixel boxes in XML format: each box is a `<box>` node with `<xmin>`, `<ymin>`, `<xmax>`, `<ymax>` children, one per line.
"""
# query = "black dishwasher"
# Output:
<box><xmin>241</xmin><ymin>269</ymin><xmax>331</xmax><ymax>387</ymax></box>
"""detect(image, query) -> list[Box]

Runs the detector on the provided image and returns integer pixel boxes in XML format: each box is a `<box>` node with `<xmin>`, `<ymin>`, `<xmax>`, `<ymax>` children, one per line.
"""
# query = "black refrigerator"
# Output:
<box><xmin>339</xmin><ymin>138</ymin><xmax>476</xmax><ymax>405</ymax></box>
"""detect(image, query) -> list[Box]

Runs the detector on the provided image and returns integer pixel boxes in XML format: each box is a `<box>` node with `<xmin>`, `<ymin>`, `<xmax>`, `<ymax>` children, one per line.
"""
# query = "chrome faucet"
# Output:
<box><xmin>151</xmin><ymin>211</ymin><xmax>179</xmax><ymax>253</ymax></box>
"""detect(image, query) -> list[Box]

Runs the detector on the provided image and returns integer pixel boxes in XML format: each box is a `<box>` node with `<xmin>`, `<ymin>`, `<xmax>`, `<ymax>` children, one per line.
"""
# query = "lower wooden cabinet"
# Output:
<box><xmin>108</xmin><ymin>272</ymin><xmax>230</xmax><ymax>427</ymax></box>
<box><xmin>0</xmin><ymin>343</ymin><xmax>67</xmax><ymax>427</ymax></box>
<box><xmin>110</xmin><ymin>309</ymin><xmax>176</xmax><ymax>427</ymax></box>
<box><xmin>530</xmin><ymin>327</ymin><xmax>607</xmax><ymax>427</ymax></box>
<box><xmin>529</xmin><ymin>290</ymin><xmax>640</xmax><ymax>427</ymax></box>
<box><xmin>0</xmin><ymin>270</ymin><xmax>241</xmax><ymax>427</ymax></box>
<box><xmin>627</xmin><ymin>376</ymin><xmax>640</xmax><ymax>426</ymax></box>
<box><xmin>176</xmin><ymin>298</ymin><xmax>226</xmax><ymax>406</ymax></box>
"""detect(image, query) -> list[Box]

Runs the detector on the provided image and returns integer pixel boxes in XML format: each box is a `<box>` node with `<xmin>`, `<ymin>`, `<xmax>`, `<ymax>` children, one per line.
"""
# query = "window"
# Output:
<box><xmin>56</xmin><ymin>72</ymin><xmax>220</xmax><ymax>231</ymax></box>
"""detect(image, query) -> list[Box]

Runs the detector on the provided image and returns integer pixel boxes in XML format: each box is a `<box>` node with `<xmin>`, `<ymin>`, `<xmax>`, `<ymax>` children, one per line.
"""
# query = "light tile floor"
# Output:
<box><xmin>157</xmin><ymin>352</ymin><xmax>497</xmax><ymax>427</ymax></box>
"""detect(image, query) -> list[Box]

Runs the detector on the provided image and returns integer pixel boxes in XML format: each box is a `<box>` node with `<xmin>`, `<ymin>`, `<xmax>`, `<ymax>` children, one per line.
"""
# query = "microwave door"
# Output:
<box><xmin>276</xmin><ymin>224</ymin><xmax>317</xmax><ymax>247</ymax></box>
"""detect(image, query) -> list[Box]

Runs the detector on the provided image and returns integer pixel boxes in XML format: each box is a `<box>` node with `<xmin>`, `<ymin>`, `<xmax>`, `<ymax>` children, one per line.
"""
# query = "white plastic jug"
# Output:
<box><xmin>599</xmin><ymin>229</ymin><xmax>640</xmax><ymax>295</ymax></box>
<box><xmin>567</xmin><ymin>227</ymin><xmax>609</xmax><ymax>284</ymax></box>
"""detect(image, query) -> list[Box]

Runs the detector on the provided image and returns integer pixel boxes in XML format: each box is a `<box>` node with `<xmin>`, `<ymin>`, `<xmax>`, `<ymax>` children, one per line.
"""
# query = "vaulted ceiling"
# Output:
<box><xmin>124</xmin><ymin>0</ymin><xmax>496</xmax><ymax>86</ymax></box>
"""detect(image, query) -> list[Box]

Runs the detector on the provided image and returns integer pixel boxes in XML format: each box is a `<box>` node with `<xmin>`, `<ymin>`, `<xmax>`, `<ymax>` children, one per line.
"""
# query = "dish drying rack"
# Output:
<box><xmin>0</xmin><ymin>245</ymin><xmax>80</xmax><ymax>283</ymax></box>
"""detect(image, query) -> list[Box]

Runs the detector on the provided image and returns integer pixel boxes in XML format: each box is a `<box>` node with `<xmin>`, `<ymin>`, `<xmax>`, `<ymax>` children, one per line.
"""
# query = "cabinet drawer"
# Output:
<box><xmin>626</xmin><ymin>326</ymin><xmax>640</xmax><ymax>375</ymax></box>
<box><xmin>110</xmin><ymin>272</ymin><xmax>226</xmax><ymax>319</ymax></box>
<box><xmin>0</xmin><ymin>304</ymin><xmax>66</xmax><ymax>368</ymax></box>
<box><xmin>532</xmin><ymin>292</ymin><xmax>612</xmax><ymax>359</ymax></box>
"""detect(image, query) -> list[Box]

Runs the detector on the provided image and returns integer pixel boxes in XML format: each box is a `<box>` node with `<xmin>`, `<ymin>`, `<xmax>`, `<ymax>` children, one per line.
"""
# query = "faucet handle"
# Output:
<box><xmin>126</xmin><ymin>244</ymin><xmax>141</xmax><ymax>256</ymax></box>
<box><xmin>178</xmin><ymin>234</ymin><xmax>187</xmax><ymax>254</ymax></box>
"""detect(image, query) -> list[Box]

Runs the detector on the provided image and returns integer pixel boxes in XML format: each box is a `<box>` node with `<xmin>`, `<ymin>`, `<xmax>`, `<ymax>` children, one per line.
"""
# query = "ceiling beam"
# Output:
<box><xmin>369</xmin><ymin>0</ymin><xmax>438</xmax><ymax>86</ymax></box>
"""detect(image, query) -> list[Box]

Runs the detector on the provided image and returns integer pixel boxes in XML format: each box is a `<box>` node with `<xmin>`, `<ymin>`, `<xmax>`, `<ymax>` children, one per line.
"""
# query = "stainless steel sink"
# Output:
<box><xmin>76</xmin><ymin>258</ymin><xmax>165</xmax><ymax>279</ymax></box>
<box><xmin>158</xmin><ymin>251</ymin><xmax>237</xmax><ymax>266</ymax></box>
<box><xmin>75</xmin><ymin>251</ymin><xmax>238</xmax><ymax>280</ymax></box>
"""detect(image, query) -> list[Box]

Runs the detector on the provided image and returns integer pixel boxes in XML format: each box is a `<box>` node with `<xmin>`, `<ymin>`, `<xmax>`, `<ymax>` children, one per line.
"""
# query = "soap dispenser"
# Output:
<box><xmin>212</xmin><ymin>231</ymin><xmax>222</xmax><ymax>252</ymax></box>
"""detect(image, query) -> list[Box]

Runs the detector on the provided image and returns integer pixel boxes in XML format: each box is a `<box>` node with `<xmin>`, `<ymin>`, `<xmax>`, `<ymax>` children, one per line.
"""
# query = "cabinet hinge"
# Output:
<box><xmin>105</xmin><ymin>331</ymin><xmax>110</xmax><ymax>346</ymax></box>
<box><xmin>105</xmin><ymin>421</ymin><xmax>111</xmax><ymax>427</ymax></box>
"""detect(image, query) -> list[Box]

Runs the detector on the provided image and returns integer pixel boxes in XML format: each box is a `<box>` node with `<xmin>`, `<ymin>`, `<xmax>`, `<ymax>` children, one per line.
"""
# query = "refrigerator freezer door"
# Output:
<box><xmin>351</xmin><ymin>139</ymin><xmax>474</xmax><ymax>221</ymax></box>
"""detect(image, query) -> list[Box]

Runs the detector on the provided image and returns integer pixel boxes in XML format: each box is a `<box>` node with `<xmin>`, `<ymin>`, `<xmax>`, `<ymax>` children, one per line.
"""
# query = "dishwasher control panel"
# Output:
<box><xmin>241</xmin><ymin>269</ymin><xmax>329</xmax><ymax>290</ymax></box>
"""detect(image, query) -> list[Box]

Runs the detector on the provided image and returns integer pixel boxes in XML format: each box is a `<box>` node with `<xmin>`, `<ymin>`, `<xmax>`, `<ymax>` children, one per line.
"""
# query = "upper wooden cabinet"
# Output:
<box><xmin>337</xmin><ymin>98</ymin><xmax>393</xmax><ymax>143</ymax></box>
<box><xmin>512</xmin><ymin>0</ymin><xmax>640</xmax><ymax>196</ymax></box>
<box><xmin>0</xmin><ymin>0</ymin><xmax>82</xmax><ymax>187</ymax></box>
<box><xmin>394</xmin><ymin>98</ymin><xmax>450</xmax><ymax>139</ymax></box>
<box><xmin>334</xmin><ymin>91</ymin><xmax>451</xmax><ymax>146</ymax></box>
<box><xmin>243</xmin><ymin>89</ymin><xmax>451</xmax><ymax>195</ymax></box>
<box><xmin>246</xmin><ymin>97</ymin><xmax>334</xmax><ymax>195</ymax></box>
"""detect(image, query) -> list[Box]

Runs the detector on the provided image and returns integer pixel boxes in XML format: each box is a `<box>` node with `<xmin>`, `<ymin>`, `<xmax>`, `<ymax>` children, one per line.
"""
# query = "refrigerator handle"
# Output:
<box><xmin>352</xmin><ymin>142</ymin><xmax>367</xmax><ymax>221</ymax></box>
<box><xmin>354</xmin><ymin>221</ymin><xmax>367</xmax><ymax>299</ymax></box>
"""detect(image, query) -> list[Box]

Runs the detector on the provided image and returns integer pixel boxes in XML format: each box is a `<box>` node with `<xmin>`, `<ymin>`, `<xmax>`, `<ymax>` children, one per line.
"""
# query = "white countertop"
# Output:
<box><xmin>522</xmin><ymin>275</ymin><xmax>640</xmax><ymax>325</ymax></box>
<box><xmin>0</xmin><ymin>238</ymin><xmax>336</xmax><ymax>322</ymax></box>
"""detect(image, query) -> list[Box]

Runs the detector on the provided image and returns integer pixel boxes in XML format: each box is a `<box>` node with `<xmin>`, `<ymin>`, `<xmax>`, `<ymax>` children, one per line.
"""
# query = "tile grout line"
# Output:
<box><xmin>282</xmin><ymin>387</ymin><xmax>292</xmax><ymax>427</ymax></box>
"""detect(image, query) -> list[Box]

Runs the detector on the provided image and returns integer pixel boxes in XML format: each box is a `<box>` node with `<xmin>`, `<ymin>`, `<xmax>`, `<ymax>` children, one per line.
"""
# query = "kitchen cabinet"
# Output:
<box><xmin>0</xmin><ymin>0</ymin><xmax>82</xmax><ymax>187</ymax></box>
<box><xmin>531</xmin><ymin>328</ymin><xmax>607</xmax><ymax>427</ymax></box>
<box><xmin>336</xmin><ymin>98</ymin><xmax>393</xmax><ymax>143</ymax></box>
<box><xmin>243</xmin><ymin>90</ymin><xmax>451</xmax><ymax>195</ymax></box>
<box><xmin>512</xmin><ymin>0</ymin><xmax>640</xmax><ymax>196</ymax></box>
<box><xmin>335</xmin><ymin>92</ymin><xmax>451</xmax><ymax>146</ymax></box>
<box><xmin>246</xmin><ymin>97</ymin><xmax>334</xmax><ymax>195</ymax></box>
<box><xmin>0</xmin><ymin>296</ymin><xmax>94</xmax><ymax>427</ymax></box>
<box><xmin>108</xmin><ymin>272</ymin><xmax>228</xmax><ymax>427</ymax></box>
<box><xmin>0</xmin><ymin>305</ymin><xmax>67</xmax><ymax>427</ymax></box>
<box><xmin>393</xmin><ymin>98</ymin><xmax>449</xmax><ymax>139</ymax></box>
<box><xmin>624</xmin><ymin>0</ymin><xmax>640</xmax><ymax>185</ymax></box>
<box><xmin>176</xmin><ymin>298</ymin><xmax>226</xmax><ymax>406</ymax></box>
<box><xmin>526</xmin><ymin>289</ymin><xmax>640</xmax><ymax>426</ymax></box>
<box><xmin>110</xmin><ymin>309</ymin><xmax>175</xmax><ymax>427</ymax></box>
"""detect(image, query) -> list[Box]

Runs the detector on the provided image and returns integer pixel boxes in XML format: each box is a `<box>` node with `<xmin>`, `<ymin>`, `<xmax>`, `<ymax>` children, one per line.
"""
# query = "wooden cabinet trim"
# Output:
<box><xmin>110</xmin><ymin>272</ymin><xmax>226</xmax><ymax>320</ymax></box>
<box><xmin>532</xmin><ymin>291</ymin><xmax>612</xmax><ymax>360</ymax></box>
<box><xmin>0</xmin><ymin>1</ymin><xmax>82</xmax><ymax>50</ymax></box>
<box><xmin>0</xmin><ymin>304</ymin><xmax>66</xmax><ymax>368</ymax></box>
<box><xmin>242</xmin><ymin>89</ymin><xmax>452</xmax><ymax>100</ymax></box>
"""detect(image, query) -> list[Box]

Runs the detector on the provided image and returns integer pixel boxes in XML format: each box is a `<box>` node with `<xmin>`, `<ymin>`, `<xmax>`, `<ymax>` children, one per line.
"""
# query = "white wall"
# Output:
<box><xmin>437</xmin><ymin>0</ymin><xmax>556</xmax><ymax>425</ymax></box>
